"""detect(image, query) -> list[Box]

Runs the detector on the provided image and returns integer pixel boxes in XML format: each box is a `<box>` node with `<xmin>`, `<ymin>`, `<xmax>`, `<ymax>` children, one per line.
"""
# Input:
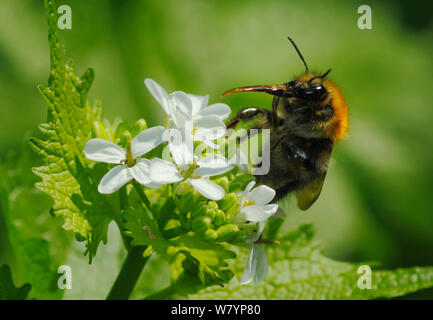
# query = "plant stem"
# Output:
<box><xmin>106</xmin><ymin>245</ymin><xmax>149</xmax><ymax>300</ymax></box>
<box><xmin>117</xmin><ymin>187</ymin><xmax>132</xmax><ymax>251</ymax></box>
<box><xmin>107</xmin><ymin>183</ymin><xmax>154</xmax><ymax>299</ymax></box>
<box><xmin>133</xmin><ymin>181</ymin><xmax>152</xmax><ymax>211</ymax></box>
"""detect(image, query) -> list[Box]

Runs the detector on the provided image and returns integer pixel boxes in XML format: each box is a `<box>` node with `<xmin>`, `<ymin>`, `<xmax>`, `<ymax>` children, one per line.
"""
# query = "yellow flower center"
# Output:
<box><xmin>183</xmin><ymin>162</ymin><xmax>198</xmax><ymax>179</ymax></box>
<box><xmin>243</xmin><ymin>199</ymin><xmax>255</xmax><ymax>207</ymax></box>
<box><xmin>126</xmin><ymin>140</ymin><xmax>135</xmax><ymax>167</ymax></box>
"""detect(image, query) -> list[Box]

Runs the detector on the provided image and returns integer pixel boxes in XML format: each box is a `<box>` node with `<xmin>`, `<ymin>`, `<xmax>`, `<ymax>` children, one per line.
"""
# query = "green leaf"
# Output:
<box><xmin>0</xmin><ymin>265</ymin><xmax>31</xmax><ymax>300</ymax></box>
<box><xmin>0</xmin><ymin>185</ymin><xmax>63</xmax><ymax>299</ymax></box>
<box><xmin>124</xmin><ymin>206</ymin><xmax>236</xmax><ymax>286</ymax></box>
<box><xmin>29</xmin><ymin>0</ymin><xmax>116</xmax><ymax>261</ymax></box>
<box><xmin>189</xmin><ymin>224</ymin><xmax>433</xmax><ymax>299</ymax></box>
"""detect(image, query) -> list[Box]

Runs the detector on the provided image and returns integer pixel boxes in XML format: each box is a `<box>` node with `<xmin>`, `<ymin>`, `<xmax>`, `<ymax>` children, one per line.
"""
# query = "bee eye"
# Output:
<box><xmin>300</xmin><ymin>86</ymin><xmax>326</xmax><ymax>100</ymax></box>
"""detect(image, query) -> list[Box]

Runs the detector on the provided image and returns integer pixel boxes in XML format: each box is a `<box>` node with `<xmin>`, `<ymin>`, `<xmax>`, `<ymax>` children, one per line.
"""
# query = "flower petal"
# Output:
<box><xmin>84</xmin><ymin>139</ymin><xmax>125</xmax><ymax>164</ymax></box>
<box><xmin>196</xmin><ymin>103</ymin><xmax>231</xmax><ymax>120</ymax></box>
<box><xmin>143</xmin><ymin>181</ymin><xmax>163</xmax><ymax>189</ymax></box>
<box><xmin>257</xmin><ymin>220</ymin><xmax>266</xmax><ymax>238</ymax></box>
<box><xmin>253</xmin><ymin>244</ymin><xmax>268</xmax><ymax>284</ymax></box>
<box><xmin>241</xmin><ymin>181</ymin><xmax>256</xmax><ymax>207</ymax></box>
<box><xmin>128</xmin><ymin>159</ymin><xmax>152</xmax><ymax>185</ymax></box>
<box><xmin>262</xmin><ymin>204</ymin><xmax>279</xmax><ymax>217</ymax></box>
<box><xmin>188</xmin><ymin>94</ymin><xmax>209</xmax><ymax>115</ymax></box>
<box><xmin>242</xmin><ymin>204</ymin><xmax>276</xmax><ymax>222</ymax></box>
<box><xmin>200</xmin><ymin>139</ymin><xmax>220</xmax><ymax>150</ymax></box>
<box><xmin>131</xmin><ymin>126</ymin><xmax>165</xmax><ymax>158</ymax></box>
<box><xmin>98</xmin><ymin>165</ymin><xmax>132</xmax><ymax>194</ymax></box>
<box><xmin>240</xmin><ymin>247</ymin><xmax>257</xmax><ymax>285</ymax></box>
<box><xmin>150</xmin><ymin>158</ymin><xmax>183</xmax><ymax>184</ymax></box>
<box><xmin>168</xmin><ymin>91</ymin><xmax>192</xmax><ymax>128</ymax></box>
<box><xmin>168</xmin><ymin>128</ymin><xmax>194</xmax><ymax>168</ymax></box>
<box><xmin>188</xmin><ymin>178</ymin><xmax>225</xmax><ymax>200</ymax></box>
<box><xmin>194</xmin><ymin>115</ymin><xmax>226</xmax><ymax>140</ymax></box>
<box><xmin>195</xmin><ymin>154</ymin><xmax>233</xmax><ymax>177</ymax></box>
<box><xmin>194</xmin><ymin>165</ymin><xmax>233</xmax><ymax>177</ymax></box>
<box><xmin>144</xmin><ymin>78</ymin><xmax>170</xmax><ymax>115</ymax></box>
<box><xmin>197</xmin><ymin>154</ymin><xmax>230</xmax><ymax>168</ymax></box>
<box><xmin>247</xmin><ymin>185</ymin><xmax>276</xmax><ymax>206</ymax></box>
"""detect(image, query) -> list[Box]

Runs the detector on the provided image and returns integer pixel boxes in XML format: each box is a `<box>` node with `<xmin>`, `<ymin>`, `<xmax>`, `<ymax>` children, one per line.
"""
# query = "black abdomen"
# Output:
<box><xmin>255</xmin><ymin>135</ymin><xmax>333</xmax><ymax>201</ymax></box>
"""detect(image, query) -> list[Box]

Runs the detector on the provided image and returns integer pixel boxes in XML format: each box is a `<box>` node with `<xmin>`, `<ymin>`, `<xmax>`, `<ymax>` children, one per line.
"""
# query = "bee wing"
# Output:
<box><xmin>296</xmin><ymin>172</ymin><xmax>327</xmax><ymax>210</ymax></box>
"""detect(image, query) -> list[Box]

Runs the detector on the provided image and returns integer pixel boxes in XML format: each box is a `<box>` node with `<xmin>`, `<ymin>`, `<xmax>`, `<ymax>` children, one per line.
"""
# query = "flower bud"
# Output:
<box><xmin>217</xmin><ymin>193</ymin><xmax>237</xmax><ymax>212</ymax></box>
<box><xmin>192</xmin><ymin>216</ymin><xmax>212</xmax><ymax>234</ymax></box>
<box><xmin>132</xmin><ymin>118</ymin><xmax>147</xmax><ymax>136</ymax></box>
<box><xmin>225</xmin><ymin>202</ymin><xmax>241</xmax><ymax>221</ymax></box>
<box><xmin>216</xmin><ymin>224</ymin><xmax>240</xmax><ymax>242</ymax></box>
<box><xmin>203</xmin><ymin>228</ymin><xmax>218</xmax><ymax>242</ymax></box>
<box><xmin>179</xmin><ymin>211</ymin><xmax>192</xmax><ymax>230</ymax></box>
<box><xmin>114</xmin><ymin>121</ymin><xmax>129</xmax><ymax>139</ymax></box>
<box><xmin>215</xmin><ymin>177</ymin><xmax>229</xmax><ymax>192</ymax></box>
<box><xmin>179</xmin><ymin>190</ymin><xmax>196</xmax><ymax>213</ymax></box>
<box><xmin>203</xmin><ymin>208</ymin><xmax>216</xmax><ymax>221</ymax></box>
<box><xmin>143</xmin><ymin>245</ymin><xmax>153</xmax><ymax>258</ymax></box>
<box><xmin>191</xmin><ymin>202</ymin><xmax>208</xmax><ymax>218</ymax></box>
<box><xmin>207</xmin><ymin>201</ymin><xmax>218</xmax><ymax>211</ymax></box>
<box><xmin>122</xmin><ymin>130</ymin><xmax>133</xmax><ymax>142</ymax></box>
<box><xmin>232</xmin><ymin>231</ymin><xmax>248</xmax><ymax>243</ymax></box>
<box><xmin>213</xmin><ymin>209</ymin><xmax>226</xmax><ymax>227</ymax></box>
<box><xmin>175</xmin><ymin>181</ymin><xmax>191</xmax><ymax>195</ymax></box>
<box><xmin>203</xmin><ymin>201</ymin><xmax>218</xmax><ymax>220</ymax></box>
<box><xmin>228</xmin><ymin>174</ymin><xmax>255</xmax><ymax>192</ymax></box>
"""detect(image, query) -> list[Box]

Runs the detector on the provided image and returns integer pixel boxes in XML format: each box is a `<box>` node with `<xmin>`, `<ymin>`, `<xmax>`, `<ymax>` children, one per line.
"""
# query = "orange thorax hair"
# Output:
<box><xmin>296</xmin><ymin>73</ymin><xmax>348</xmax><ymax>142</ymax></box>
<box><xmin>323</xmin><ymin>80</ymin><xmax>348</xmax><ymax>142</ymax></box>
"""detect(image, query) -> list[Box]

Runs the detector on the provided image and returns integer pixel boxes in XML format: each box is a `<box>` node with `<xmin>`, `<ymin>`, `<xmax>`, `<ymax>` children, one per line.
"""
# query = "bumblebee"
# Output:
<box><xmin>223</xmin><ymin>37</ymin><xmax>348</xmax><ymax>210</ymax></box>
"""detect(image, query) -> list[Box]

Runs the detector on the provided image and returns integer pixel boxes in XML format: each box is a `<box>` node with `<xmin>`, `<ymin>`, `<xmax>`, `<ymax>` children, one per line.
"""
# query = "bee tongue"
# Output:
<box><xmin>221</xmin><ymin>84</ymin><xmax>288</xmax><ymax>97</ymax></box>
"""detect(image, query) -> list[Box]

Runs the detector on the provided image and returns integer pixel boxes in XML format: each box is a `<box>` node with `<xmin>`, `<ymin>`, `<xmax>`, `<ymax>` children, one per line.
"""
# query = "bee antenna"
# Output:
<box><xmin>287</xmin><ymin>37</ymin><xmax>309</xmax><ymax>73</ymax></box>
<box><xmin>321</xmin><ymin>69</ymin><xmax>332</xmax><ymax>78</ymax></box>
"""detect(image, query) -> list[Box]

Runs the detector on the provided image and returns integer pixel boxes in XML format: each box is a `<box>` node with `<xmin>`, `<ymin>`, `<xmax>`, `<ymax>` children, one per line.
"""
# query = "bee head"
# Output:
<box><xmin>284</xmin><ymin>70</ymin><xmax>331</xmax><ymax>101</ymax></box>
<box><xmin>221</xmin><ymin>37</ymin><xmax>330</xmax><ymax>101</ymax></box>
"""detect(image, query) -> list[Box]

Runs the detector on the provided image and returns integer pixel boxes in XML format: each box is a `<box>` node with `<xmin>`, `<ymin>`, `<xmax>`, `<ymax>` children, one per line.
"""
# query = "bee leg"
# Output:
<box><xmin>226</xmin><ymin>107</ymin><xmax>273</xmax><ymax>129</ymax></box>
<box><xmin>272</xmin><ymin>96</ymin><xmax>280</xmax><ymax>129</ymax></box>
<box><xmin>270</xmin><ymin>134</ymin><xmax>289</xmax><ymax>152</ymax></box>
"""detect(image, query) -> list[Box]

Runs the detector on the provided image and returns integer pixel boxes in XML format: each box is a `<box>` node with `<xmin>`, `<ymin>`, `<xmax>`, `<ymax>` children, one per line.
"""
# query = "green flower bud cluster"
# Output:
<box><xmin>173</xmin><ymin>172</ymin><xmax>258</xmax><ymax>244</ymax></box>
<box><xmin>189</xmin><ymin>200</ymin><xmax>241</xmax><ymax>242</ymax></box>
<box><xmin>175</xmin><ymin>188</ymin><xmax>242</xmax><ymax>244</ymax></box>
<box><xmin>114</xmin><ymin>118</ymin><xmax>148</xmax><ymax>146</ymax></box>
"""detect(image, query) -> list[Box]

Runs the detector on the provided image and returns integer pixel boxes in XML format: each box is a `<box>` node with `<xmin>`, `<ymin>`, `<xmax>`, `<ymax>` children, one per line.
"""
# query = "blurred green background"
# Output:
<box><xmin>0</xmin><ymin>0</ymin><xmax>432</xmax><ymax>299</ymax></box>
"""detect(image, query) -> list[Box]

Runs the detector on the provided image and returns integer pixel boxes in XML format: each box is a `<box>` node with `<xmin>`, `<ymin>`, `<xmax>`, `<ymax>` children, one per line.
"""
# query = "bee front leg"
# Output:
<box><xmin>272</xmin><ymin>96</ymin><xmax>280</xmax><ymax>129</ymax></box>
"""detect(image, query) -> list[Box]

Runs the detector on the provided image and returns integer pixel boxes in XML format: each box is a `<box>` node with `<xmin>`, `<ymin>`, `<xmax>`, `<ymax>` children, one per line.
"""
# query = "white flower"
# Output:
<box><xmin>240</xmin><ymin>244</ymin><xmax>268</xmax><ymax>285</ymax></box>
<box><xmin>144</xmin><ymin>78</ymin><xmax>231</xmax><ymax>150</ymax></box>
<box><xmin>238</xmin><ymin>181</ymin><xmax>278</xmax><ymax>285</ymax></box>
<box><xmin>149</xmin><ymin>153</ymin><xmax>233</xmax><ymax>201</ymax></box>
<box><xmin>240</xmin><ymin>181</ymin><xmax>278</xmax><ymax>224</ymax></box>
<box><xmin>84</xmin><ymin>126</ymin><xmax>165</xmax><ymax>194</ymax></box>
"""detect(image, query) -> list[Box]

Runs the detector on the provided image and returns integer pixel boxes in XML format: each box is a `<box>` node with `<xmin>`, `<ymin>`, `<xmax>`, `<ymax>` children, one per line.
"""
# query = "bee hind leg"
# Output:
<box><xmin>226</xmin><ymin>107</ymin><xmax>273</xmax><ymax>130</ymax></box>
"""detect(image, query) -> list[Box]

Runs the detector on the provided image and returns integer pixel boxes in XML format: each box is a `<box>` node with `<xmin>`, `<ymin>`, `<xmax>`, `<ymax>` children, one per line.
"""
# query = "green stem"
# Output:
<box><xmin>117</xmin><ymin>187</ymin><xmax>131</xmax><ymax>251</ymax></box>
<box><xmin>107</xmin><ymin>184</ymin><xmax>153</xmax><ymax>300</ymax></box>
<box><xmin>133</xmin><ymin>181</ymin><xmax>152</xmax><ymax>211</ymax></box>
<box><xmin>106</xmin><ymin>245</ymin><xmax>149</xmax><ymax>300</ymax></box>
